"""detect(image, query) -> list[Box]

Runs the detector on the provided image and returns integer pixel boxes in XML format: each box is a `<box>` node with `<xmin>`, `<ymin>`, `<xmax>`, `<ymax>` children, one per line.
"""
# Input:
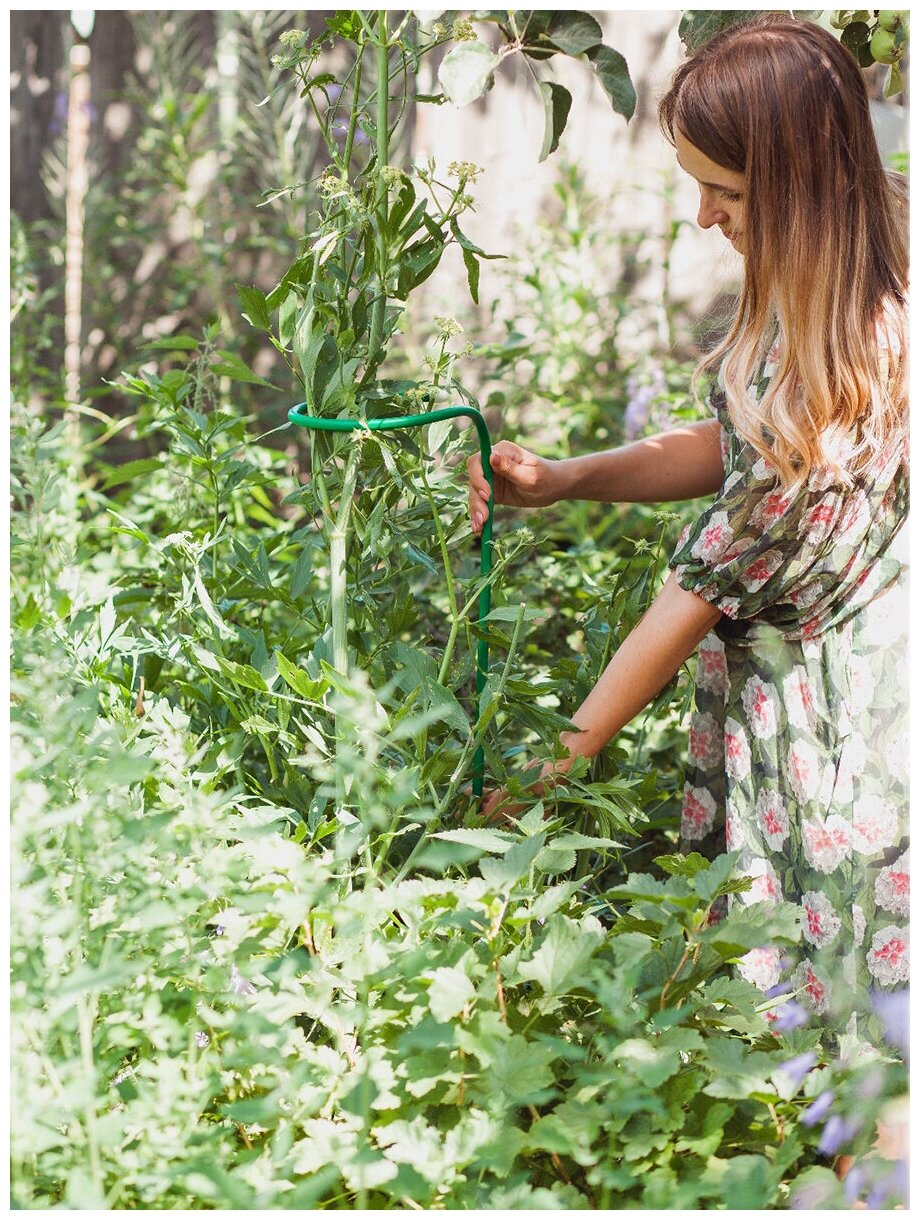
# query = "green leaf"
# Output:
<box><xmin>143</xmin><ymin>334</ymin><xmax>200</xmax><ymax>350</ymax></box>
<box><xmin>462</xmin><ymin>245</ymin><xmax>480</xmax><ymax>304</ymax></box>
<box><xmin>432</xmin><ymin>827</ymin><xmax>517</xmax><ymax>852</ymax></box>
<box><xmin>275</xmin><ymin>652</ymin><xmax>327</xmax><ymax>701</ymax></box>
<box><xmin>438</xmin><ymin>40</ymin><xmax>500</xmax><ymax>107</ymax></box>
<box><xmin>678</xmin><ymin>11</ymin><xmax>759</xmax><ymax>53</ymax></box>
<box><xmin>885</xmin><ymin>61</ymin><xmax>905</xmax><ymax>97</ymax></box>
<box><xmin>586</xmin><ymin>45</ymin><xmax>636</xmax><ymax>121</ymax></box>
<box><xmin>427</xmin><ymin>966</ymin><xmax>476</xmax><ymax>1021</ymax></box>
<box><xmin>212</xmin><ymin>350</ymin><xmax>277</xmax><ymax>388</ymax></box>
<box><xmin>545</xmin><ymin>10</ymin><xmax>603</xmax><ymax>55</ymax></box>
<box><xmin>193</xmin><ymin>569</ymin><xmax>235</xmax><ymax>639</ymax></box>
<box><xmin>654</xmin><ymin>851</ymin><xmax>713</xmax><ymax>879</ymax></box>
<box><xmin>100</xmin><ymin>457</ymin><xmax>164</xmax><ymax>491</ymax></box>
<box><xmin>479</xmin><ymin>832</ymin><xmax>545</xmax><ymax>890</ymax></box>
<box><xmin>538</xmin><ymin>81</ymin><xmax>572</xmax><ymax>162</ymax></box>
<box><xmin>518</xmin><ymin>914</ymin><xmax>606</xmax><ymax>994</ymax></box>
<box><xmin>236</xmin><ymin>284</ymin><xmax>273</xmax><ymax>332</ymax></box>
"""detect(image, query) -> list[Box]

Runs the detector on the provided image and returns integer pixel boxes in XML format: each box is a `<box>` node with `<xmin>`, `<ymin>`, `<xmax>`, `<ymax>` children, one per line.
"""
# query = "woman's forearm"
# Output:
<box><xmin>555</xmin><ymin>419</ymin><xmax>724</xmax><ymax>504</ymax></box>
<box><xmin>548</xmin><ymin>572</ymin><xmax>722</xmax><ymax>770</ymax></box>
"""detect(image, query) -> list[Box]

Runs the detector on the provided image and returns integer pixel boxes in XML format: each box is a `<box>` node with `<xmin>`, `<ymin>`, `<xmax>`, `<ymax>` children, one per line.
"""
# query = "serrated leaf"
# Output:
<box><xmin>462</xmin><ymin>245</ymin><xmax>480</xmax><ymax>303</ymax></box>
<box><xmin>427</xmin><ymin>966</ymin><xmax>476</xmax><ymax>1022</ymax></box>
<box><xmin>432</xmin><ymin>827</ymin><xmax>516</xmax><ymax>852</ymax></box>
<box><xmin>193</xmin><ymin>569</ymin><xmax>234</xmax><ymax>639</ymax></box>
<box><xmin>236</xmin><ymin>284</ymin><xmax>273</xmax><ymax>332</ymax></box>
<box><xmin>275</xmin><ymin>653</ymin><xmax>327</xmax><ymax>701</ymax></box>
<box><xmin>538</xmin><ymin>81</ymin><xmax>572</xmax><ymax>162</ymax></box>
<box><xmin>479</xmin><ymin>832</ymin><xmax>545</xmax><ymax>890</ymax></box>
<box><xmin>518</xmin><ymin>914</ymin><xmax>606</xmax><ymax>994</ymax></box>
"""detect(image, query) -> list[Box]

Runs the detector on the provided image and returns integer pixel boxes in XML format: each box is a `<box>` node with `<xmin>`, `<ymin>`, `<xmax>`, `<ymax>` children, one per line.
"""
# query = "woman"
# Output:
<box><xmin>466</xmin><ymin>14</ymin><xmax>908</xmax><ymax>1048</ymax></box>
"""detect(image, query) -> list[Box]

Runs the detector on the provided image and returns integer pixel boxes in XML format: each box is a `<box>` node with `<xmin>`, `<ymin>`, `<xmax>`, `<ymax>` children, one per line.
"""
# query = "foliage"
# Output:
<box><xmin>10</xmin><ymin>10</ymin><xmax>909</xmax><ymax>1211</ymax></box>
<box><xmin>832</xmin><ymin>9</ymin><xmax>909</xmax><ymax>94</ymax></box>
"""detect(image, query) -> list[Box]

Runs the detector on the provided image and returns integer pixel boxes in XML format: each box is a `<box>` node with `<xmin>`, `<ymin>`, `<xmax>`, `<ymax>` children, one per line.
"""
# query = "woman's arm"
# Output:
<box><xmin>468</xmin><ymin>420</ymin><xmax>724</xmax><ymax>534</ymax></box>
<box><xmin>555</xmin><ymin>420</ymin><xmax>725</xmax><ymax>504</ymax></box>
<box><xmin>483</xmin><ymin>572</ymin><xmax>722</xmax><ymax>816</ymax></box>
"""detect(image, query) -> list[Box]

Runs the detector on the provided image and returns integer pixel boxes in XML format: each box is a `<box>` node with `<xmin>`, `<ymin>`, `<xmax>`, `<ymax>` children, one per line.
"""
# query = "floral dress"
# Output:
<box><xmin>669</xmin><ymin>349</ymin><xmax>909</xmax><ymax>1049</ymax></box>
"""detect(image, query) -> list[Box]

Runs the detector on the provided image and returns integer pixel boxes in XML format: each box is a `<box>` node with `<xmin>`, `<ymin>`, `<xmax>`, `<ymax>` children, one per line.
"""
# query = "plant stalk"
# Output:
<box><xmin>367</xmin><ymin>10</ymin><xmax>389</xmax><ymax>369</ymax></box>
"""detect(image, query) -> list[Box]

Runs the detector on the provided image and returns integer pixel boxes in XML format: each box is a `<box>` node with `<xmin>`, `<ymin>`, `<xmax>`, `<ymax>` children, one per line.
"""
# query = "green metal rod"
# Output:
<box><xmin>288</xmin><ymin>401</ymin><xmax>495</xmax><ymax>797</ymax></box>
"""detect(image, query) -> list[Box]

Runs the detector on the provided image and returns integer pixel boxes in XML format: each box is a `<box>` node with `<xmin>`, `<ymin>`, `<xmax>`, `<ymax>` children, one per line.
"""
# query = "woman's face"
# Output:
<box><xmin>674</xmin><ymin>129</ymin><xmax>746</xmax><ymax>253</ymax></box>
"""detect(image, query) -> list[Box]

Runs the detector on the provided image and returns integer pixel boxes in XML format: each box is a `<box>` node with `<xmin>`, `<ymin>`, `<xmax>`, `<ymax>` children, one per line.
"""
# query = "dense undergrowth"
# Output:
<box><xmin>11</xmin><ymin>250</ymin><xmax>908</xmax><ymax>1213</ymax></box>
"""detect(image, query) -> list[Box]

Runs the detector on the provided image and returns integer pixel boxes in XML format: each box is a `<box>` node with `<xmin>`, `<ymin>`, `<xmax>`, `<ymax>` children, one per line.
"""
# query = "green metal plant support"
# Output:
<box><xmin>288</xmin><ymin>402</ymin><xmax>495</xmax><ymax>797</ymax></box>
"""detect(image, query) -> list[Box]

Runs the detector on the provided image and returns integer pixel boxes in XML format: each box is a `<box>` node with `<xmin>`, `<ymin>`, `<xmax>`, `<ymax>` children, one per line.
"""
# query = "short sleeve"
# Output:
<box><xmin>669</xmin><ymin>433</ymin><xmax>907</xmax><ymax>641</ymax></box>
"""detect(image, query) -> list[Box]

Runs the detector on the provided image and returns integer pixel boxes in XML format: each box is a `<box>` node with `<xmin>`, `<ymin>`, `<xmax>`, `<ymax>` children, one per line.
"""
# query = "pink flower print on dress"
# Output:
<box><xmin>801</xmin><ymin>891</ymin><xmax>842</xmax><ymax>949</ymax></box>
<box><xmin>751</xmin><ymin>456</ymin><xmax>775</xmax><ymax>482</ymax></box>
<box><xmin>793</xmin><ymin>960</ymin><xmax>830</xmax><ymax>1015</ymax></box>
<box><xmin>738</xmin><ymin>945</ymin><xmax>783</xmax><ymax>991</ymax></box>
<box><xmin>697</xmin><ymin>634</ymin><xmax>729</xmax><ymax>701</ymax></box>
<box><xmin>688</xmin><ymin>711</ymin><xmax>723</xmax><ymax>770</ymax></box>
<box><xmin>681</xmin><ymin>783</ymin><xmax>717</xmax><ymax>841</ymax></box>
<box><xmin>690</xmin><ymin>511</ymin><xmax>734</xmax><ymax>563</ymax></box>
<box><xmin>742</xmin><ymin>676</ymin><xmax>779</xmax><ymax>739</ymax></box>
<box><xmin>804</xmin><ymin>495</ymin><xmax>839</xmax><ymax>545</ymax></box>
<box><xmin>755</xmin><ymin>789</ymin><xmax>789</xmax><ymax>850</ymax></box>
<box><xmin>851</xmin><ymin>794</ymin><xmax>899</xmax><ymax>856</ymax></box>
<box><xmin>802</xmin><ymin>814</ymin><xmax>851</xmax><ymax>874</ymax></box>
<box><xmin>739</xmin><ymin>857</ymin><xmax>782</xmax><ymax>906</ymax></box>
<box><xmin>838</xmin><ymin>493</ymin><xmax>871</xmax><ymax>545</ymax></box>
<box><xmin>718</xmin><ymin>596</ymin><xmax>742</xmax><ymax>619</ymax></box>
<box><xmin>874</xmin><ymin>850</ymin><xmax>909</xmax><ymax>918</ymax></box>
<box><xmin>866</xmin><ymin>926</ymin><xmax>909</xmax><ymax>987</ymax></box>
<box><xmin>724</xmin><ymin>717</ymin><xmax>752</xmax><ymax>782</ymax></box>
<box><xmin>788</xmin><ymin>738</ymin><xmax>822</xmax><ymax>803</ymax></box>
<box><xmin>752</xmin><ymin>488</ymin><xmax>793</xmax><ymax>530</ymax></box>
<box><xmin>675</xmin><ymin>522</ymin><xmax>692</xmax><ymax>552</ymax></box>
<box><xmin>783</xmin><ymin>666</ymin><xmax>818</xmax><ymax>732</ymax></box>
<box><xmin>740</xmin><ymin>549</ymin><xmax>784</xmax><ymax>594</ymax></box>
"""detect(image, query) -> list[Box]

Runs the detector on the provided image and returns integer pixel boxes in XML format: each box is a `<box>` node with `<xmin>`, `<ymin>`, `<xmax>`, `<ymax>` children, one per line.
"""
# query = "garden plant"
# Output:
<box><xmin>11</xmin><ymin>9</ymin><xmax>909</xmax><ymax>1210</ymax></box>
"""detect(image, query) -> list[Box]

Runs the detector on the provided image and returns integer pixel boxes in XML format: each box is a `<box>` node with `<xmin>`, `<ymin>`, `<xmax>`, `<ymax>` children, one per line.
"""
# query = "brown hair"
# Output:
<box><xmin>660</xmin><ymin>13</ymin><xmax>907</xmax><ymax>491</ymax></box>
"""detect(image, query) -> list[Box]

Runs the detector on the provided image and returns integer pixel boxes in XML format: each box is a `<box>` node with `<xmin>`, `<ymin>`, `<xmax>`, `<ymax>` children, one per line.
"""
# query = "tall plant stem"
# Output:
<box><xmin>367</xmin><ymin>10</ymin><xmax>389</xmax><ymax>368</ymax></box>
<box><xmin>330</xmin><ymin>446</ymin><xmax>361</xmax><ymax>678</ymax></box>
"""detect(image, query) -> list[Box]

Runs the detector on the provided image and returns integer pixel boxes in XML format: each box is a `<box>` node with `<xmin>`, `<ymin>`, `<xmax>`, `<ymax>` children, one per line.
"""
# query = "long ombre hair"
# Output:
<box><xmin>659</xmin><ymin>14</ymin><xmax>908</xmax><ymax>491</ymax></box>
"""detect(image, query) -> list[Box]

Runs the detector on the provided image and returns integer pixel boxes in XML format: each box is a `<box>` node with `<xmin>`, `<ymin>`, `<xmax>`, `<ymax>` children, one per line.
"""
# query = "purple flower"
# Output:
<box><xmin>818</xmin><ymin>1114</ymin><xmax>861</xmax><ymax>1156</ymax></box>
<box><xmin>801</xmin><ymin>1090</ymin><xmax>835</xmax><ymax>1126</ymax></box>
<box><xmin>867</xmin><ymin>1160</ymin><xmax>909</xmax><ymax>1209</ymax></box>
<box><xmin>842</xmin><ymin>1164</ymin><xmax>866</xmax><ymax>1205</ymax></box>
<box><xmin>230</xmin><ymin>964</ymin><xmax>255</xmax><ymax>996</ymax></box>
<box><xmin>777</xmin><ymin>1051</ymin><xmax>817</xmax><ymax>1092</ymax></box>
<box><xmin>870</xmin><ymin>987</ymin><xmax>909</xmax><ymax>1057</ymax></box>
<box><xmin>195</xmin><ymin>1030</ymin><xmax>211</xmax><ymax>1048</ymax></box>
<box><xmin>771</xmin><ymin>1000</ymin><xmax>809</xmax><ymax>1032</ymax></box>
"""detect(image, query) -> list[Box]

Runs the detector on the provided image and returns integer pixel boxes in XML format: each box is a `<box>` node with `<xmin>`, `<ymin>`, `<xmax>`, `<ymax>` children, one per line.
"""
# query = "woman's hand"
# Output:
<box><xmin>467</xmin><ymin>440</ymin><xmax>568</xmax><ymax>536</ymax></box>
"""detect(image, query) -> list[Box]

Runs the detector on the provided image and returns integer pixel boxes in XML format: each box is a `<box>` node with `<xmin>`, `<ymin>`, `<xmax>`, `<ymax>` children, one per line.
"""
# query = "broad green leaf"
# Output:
<box><xmin>654</xmin><ymin>851</ymin><xmax>713</xmax><ymax>878</ymax></box>
<box><xmin>236</xmin><ymin>283</ymin><xmax>272</xmax><ymax>332</ymax></box>
<box><xmin>546</xmin><ymin>10</ymin><xmax>603</xmax><ymax>54</ymax></box>
<box><xmin>518</xmin><ymin>914</ymin><xmax>606</xmax><ymax>994</ymax></box>
<box><xmin>427</xmin><ymin>966</ymin><xmax>476</xmax><ymax>1022</ymax></box>
<box><xmin>538</xmin><ymin>81</ymin><xmax>572</xmax><ymax>162</ymax></box>
<box><xmin>438</xmin><ymin>40</ymin><xmax>500</xmax><ymax>107</ymax></box>
<box><xmin>586</xmin><ymin>44</ymin><xmax>636</xmax><ymax>121</ymax></box>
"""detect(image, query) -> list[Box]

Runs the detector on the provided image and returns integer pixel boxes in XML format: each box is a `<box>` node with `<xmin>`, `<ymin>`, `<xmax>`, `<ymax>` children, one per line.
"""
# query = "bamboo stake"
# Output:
<box><xmin>64</xmin><ymin>30</ymin><xmax>92</xmax><ymax>429</ymax></box>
